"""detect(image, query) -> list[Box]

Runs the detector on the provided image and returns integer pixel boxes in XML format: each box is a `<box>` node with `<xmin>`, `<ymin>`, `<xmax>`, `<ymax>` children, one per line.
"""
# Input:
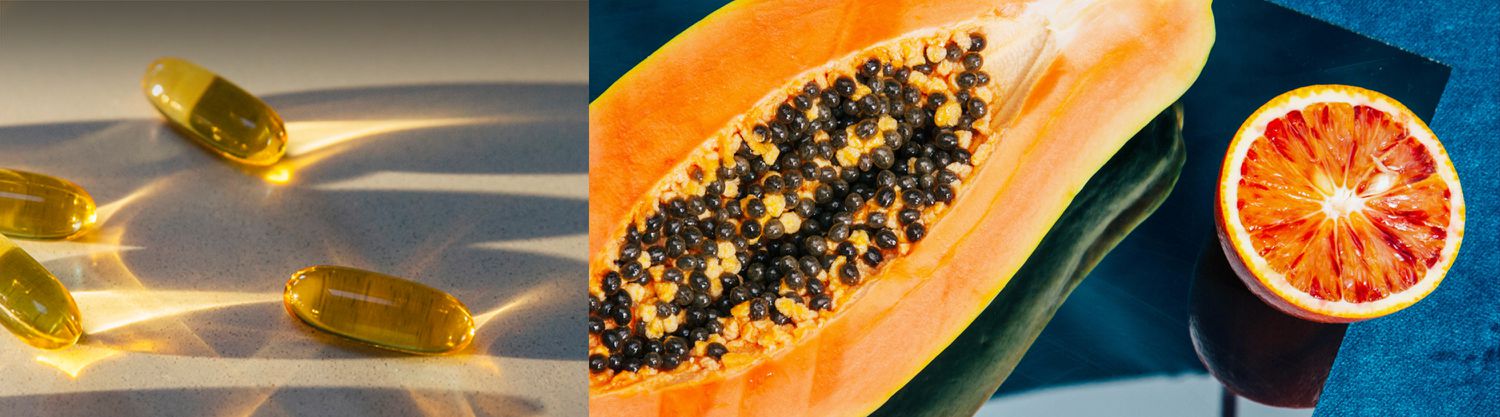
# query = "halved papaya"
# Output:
<box><xmin>589</xmin><ymin>0</ymin><xmax>1214</xmax><ymax>415</ymax></box>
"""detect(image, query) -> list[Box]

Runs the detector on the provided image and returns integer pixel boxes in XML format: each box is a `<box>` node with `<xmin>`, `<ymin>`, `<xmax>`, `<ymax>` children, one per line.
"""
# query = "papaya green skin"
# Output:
<box><xmin>1189</xmin><ymin>237</ymin><xmax>1347</xmax><ymax>408</ymax></box>
<box><xmin>875</xmin><ymin>103</ymin><xmax>1187</xmax><ymax>416</ymax></box>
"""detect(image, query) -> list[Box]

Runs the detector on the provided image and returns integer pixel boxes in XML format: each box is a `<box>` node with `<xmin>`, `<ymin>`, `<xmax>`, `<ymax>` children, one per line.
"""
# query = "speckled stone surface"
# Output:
<box><xmin>0</xmin><ymin>3</ymin><xmax>585</xmax><ymax>416</ymax></box>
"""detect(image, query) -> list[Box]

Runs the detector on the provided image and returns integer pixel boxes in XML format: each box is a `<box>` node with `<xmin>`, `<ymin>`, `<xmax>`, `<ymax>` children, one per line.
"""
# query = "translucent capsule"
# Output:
<box><xmin>0</xmin><ymin>169</ymin><xmax>97</xmax><ymax>239</ymax></box>
<box><xmin>0</xmin><ymin>234</ymin><xmax>83</xmax><ymax>349</ymax></box>
<box><xmin>284</xmin><ymin>265</ymin><xmax>475</xmax><ymax>355</ymax></box>
<box><xmin>142</xmin><ymin>57</ymin><xmax>287</xmax><ymax>166</ymax></box>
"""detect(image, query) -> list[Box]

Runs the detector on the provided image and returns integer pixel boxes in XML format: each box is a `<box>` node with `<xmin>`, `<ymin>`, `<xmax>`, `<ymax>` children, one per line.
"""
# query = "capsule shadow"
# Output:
<box><xmin>0</xmin><ymin>388</ymin><xmax>545</xmax><ymax>417</ymax></box>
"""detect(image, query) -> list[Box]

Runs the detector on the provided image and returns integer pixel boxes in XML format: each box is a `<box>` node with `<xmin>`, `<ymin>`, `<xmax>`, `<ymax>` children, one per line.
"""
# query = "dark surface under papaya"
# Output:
<box><xmin>877</xmin><ymin>103</ymin><xmax>1187</xmax><ymax>416</ymax></box>
<box><xmin>1190</xmin><ymin>239</ymin><xmax>1347</xmax><ymax>408</ymax></box>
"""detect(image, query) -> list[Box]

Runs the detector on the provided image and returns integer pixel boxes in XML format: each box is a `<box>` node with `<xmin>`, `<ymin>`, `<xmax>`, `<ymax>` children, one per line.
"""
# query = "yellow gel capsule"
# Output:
<box><xmin>0</xmin><ymin>234</ymin><xmax>83</xmax><ymax>349</ymax></box>
<box><xmin>0</xmin><ymin>169</ymin><xmax>97</xmax><ymax>239</ymax></box>
<box><xmin>142</xmin><ymin>57</ymin><xmax>287</xmax><ymax>166</ymax></box>
<box><xmin>284</xmin><ymin>266</ymin><xmax>475</xmax><ymax>355</ymax></box>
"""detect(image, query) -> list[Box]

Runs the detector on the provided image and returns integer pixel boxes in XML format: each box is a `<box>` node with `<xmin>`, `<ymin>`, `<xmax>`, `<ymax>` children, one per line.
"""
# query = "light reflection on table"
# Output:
<box><xmin>0</xmin><ymin>82</ymin><xmax>585</xmax><ymax>416</ymax></box>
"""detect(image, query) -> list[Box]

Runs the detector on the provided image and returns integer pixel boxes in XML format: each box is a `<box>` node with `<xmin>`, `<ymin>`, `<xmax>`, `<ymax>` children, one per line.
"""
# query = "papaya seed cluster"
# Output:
<box><xmin>590</xmin><ymin>32</ymin><xmax>997</xmax><ymax>381</ymax></box>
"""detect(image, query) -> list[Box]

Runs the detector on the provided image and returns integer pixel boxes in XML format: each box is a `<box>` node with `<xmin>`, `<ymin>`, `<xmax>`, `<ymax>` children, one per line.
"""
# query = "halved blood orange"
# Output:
<box><xmin>1216</xmin><ymin>85</ymin><xmax>1464</xmax><ymax>323</ymax></box>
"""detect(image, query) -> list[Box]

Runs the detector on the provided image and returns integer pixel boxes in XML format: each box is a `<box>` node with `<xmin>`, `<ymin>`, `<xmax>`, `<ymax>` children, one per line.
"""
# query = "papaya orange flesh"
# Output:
<box><xmin>591</xmin><ymin>11</ymin><xmax>1041</xmax><ymax>390</ymax></box>
<box><xmin>589</xmin><ymin>0</ymin><xmax>1214</xmax><ymax>416</ymax></box>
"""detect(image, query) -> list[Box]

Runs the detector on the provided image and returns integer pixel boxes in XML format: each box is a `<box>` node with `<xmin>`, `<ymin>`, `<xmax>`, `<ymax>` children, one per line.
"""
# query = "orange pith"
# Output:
<box><xmin>1233</xmin><ymin>93</ymin><xmax>1454</xmax><ymax>306</ymax></box>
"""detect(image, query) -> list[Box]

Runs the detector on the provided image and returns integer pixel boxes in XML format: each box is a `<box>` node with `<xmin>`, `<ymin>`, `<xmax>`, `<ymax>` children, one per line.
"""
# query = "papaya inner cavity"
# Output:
<box><xmin>590</xmin><ymin>29</ymin><xmax>1007</xmax><ymax>386</ymax></box>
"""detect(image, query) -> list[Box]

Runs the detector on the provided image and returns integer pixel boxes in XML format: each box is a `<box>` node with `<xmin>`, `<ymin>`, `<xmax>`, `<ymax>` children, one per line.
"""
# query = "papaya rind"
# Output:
<box><xmin>875</xmin><ymin>103</ymin><xmax>1186</xmax><ymax>416</ymax></box>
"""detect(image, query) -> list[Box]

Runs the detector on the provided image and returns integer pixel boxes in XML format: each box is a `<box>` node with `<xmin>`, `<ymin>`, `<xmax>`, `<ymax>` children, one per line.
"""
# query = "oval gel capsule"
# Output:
<box><xmin>284</xmin><ymin>266</ymin><xmax>475</xmax><ymax>355</ymax></box>
<box><xmin>0</xmin><ymin>234</ymin><xmax>83</xmax><ymax>349</ymax></box>
<box><xmin>0</xmin><ymin>169</ymin><xmax>97</xmax><ymax>239</ymax></box>
<box><xmin>142</xmin><ymin>57</ymin><xmax>287</xmax><ymax>166</ymax></box>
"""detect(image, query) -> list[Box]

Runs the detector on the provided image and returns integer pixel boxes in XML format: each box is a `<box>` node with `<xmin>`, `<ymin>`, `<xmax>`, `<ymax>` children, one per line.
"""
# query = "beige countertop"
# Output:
<box><xmin>0</xmin><ymin>2</ymin><xmax>586</xmax><ymax>416</ymax></box>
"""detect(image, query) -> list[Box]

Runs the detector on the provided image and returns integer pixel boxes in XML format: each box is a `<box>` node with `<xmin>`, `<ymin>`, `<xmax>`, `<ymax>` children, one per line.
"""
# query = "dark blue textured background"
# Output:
<box><xmin>1268</xmin><ymin>1</ymin><xmax>1500</xmax><ymax>415</ymax></box>
<box><xmin>592</xmin><ymin>0</ymin><xmax>1499</xmax><ymax>413</ymax></box>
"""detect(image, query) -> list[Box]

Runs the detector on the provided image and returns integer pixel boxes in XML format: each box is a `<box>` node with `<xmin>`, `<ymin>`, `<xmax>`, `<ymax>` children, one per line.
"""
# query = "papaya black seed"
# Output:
<box><xmin>803</xmin><ymin>235</ymin><xmax>828</xmax><ymax>255</ymax></box>
<box><xmin>621</xmin><ymin>261</ymin><xmax>643</xmax><ymax>279</ymax></box>
<box><xmin>956</xmin><ymin>71</ymin><xmax>977</xmax><ymax>89</ymax></box>
<box><xmin>807</xmin><ymin>276</ymin><xmax>827</xmax><ymax>295</ymax></box>
<box><xmin>836</xmin><ymin>241</ymin><xmax>858</xmax><ymax>258</ymax></box>
<box><xmin>828</xmin><ymin>222</ymin><xmax>852</xmax><ymax>242</ymax></box>
<box><xmin>875</xmin><ymin>229</ymin><xmax>900</xmax><ymax>249</ymax></box>
<box><xmin>589</xmin><ymin>354</ymin><xmax>607</xmax><ymax>373</ymax></box>
<box><xmin>621</xmin><ymin>337</ymin><xmax>644</xmax><ymax>358</ymax></box>
<box><xmin>871</xmin><ymin>146</ymin><xmax>895</xmax><ymax>169</ymax></box>
<box><xmin>611</xmin><ymin>304</ymin><xmax>632</xmax><ymax>325</ymax></box>
<box><xmin>740</xmin><ymin>219</ymin><xmax>761</xmax><ymax>239</ymax></box>
<box><xmin>835</xmin><ymin>76</ymin><xmax>856</xmax><ymax>96</ymax></box>
<box><xmin>763</xmin><ymin>219</ymin><xmax>785</xmax><ymax>240</ymax></box>
<box><xmin>810</xmin><ymin>295</ymin><xmax>833</xmax><ymax>311</ymax></box>
<box><xmin>863</xmin><ymin>249</ymin><xmax>884</xmax><ymax>267</ymax></box>
<box><xmin>902</xmin><ymin>189</ymin><xmax>926</xmax><ymax>207</ymax></box>
<box><xmin>856</xmin><ymin>120</ymin><xmax>878</xmax><ymax>138</ymax></box>
<box><xmin>602</xmin><ymin>271</ymin><xmax>622</xmax><ymax>294</ymax></box>
<box><xmin>945</xmin><ymin>42</ymin><xmax>962</xmax><ymax>61</ymax></box>
<box><xmin>860</xmin><ymin>58</ymin><xmax>881</xmax><ymax>78</ymax></box>
<box><xmin>643</xmin><ymin>352</ymin><xmax>663</xmax><ymax>369</ymax></box>
<box><xmin>690</xmin><ymin>272</ymin><xmax>711</xmax><ymax>292</ymax></box>
<box><xmin>794</xmin><ymin>94</ymin><xmax>812</xmax><ymax>111</ymax></box>
<box><xmin>661</xmin><ymin>354</ymin><xmax>682</xmax><ymax>370</ymax></box>
<box><xmin>620</xmin><ymin>243</ymin><xmax>641</xmax><ymax>262</ymax></box>
<box><xmin>784</xmin><ymin>271</ymin><xmax>806</xmax><ymax>290</ymax></box>
<box><xmin>800</xmin><ymin>255</ymin><xmax>823</xmax><ymax>276</ymax></box>
<box><xmin>966</xmin><ymin>99</ymin><xmax>987</xmax><ymax>118</ymax></box>
<box><xmin>749</xmin><ymin>298</ymin><xmax>770</xmax><ymax>320</ymax></box>
<box><xmin>840</xmin><ymin>263</ymin><xmax>862</xmax><ymax>285</ymax></box>
<box><xmin>663</xmin><ymin>336</ymin><xmax>688</xmax><ymax>357</ymax></box>
<box><xmin>934</xmin><ymin>185</ymin><xmax>955</xmax><ymax>203</ymax></box>
<box><xmin>962</xmin><ymin>52</ymin><xmax>983</xmax><ymax>71</ymax></box>
<box><xmin>935</xmin><ymin>131</ymin><xmax>959</xmax><ymax>149</ymax></box>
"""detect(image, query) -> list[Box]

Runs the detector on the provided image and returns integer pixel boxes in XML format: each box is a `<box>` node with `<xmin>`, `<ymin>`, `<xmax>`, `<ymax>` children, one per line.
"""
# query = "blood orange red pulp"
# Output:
<box><xmin>1217</xmin><ymin>85</ymin><xmax>1464</xmax><ymax>323</ymax></box>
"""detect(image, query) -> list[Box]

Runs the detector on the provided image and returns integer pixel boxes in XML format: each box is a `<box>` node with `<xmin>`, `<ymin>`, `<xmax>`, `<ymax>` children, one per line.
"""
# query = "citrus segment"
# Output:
<box><xmin>1218</xmin><ymin>85</ymin><xmax>1463</xmax><ymax>322</ymax></box>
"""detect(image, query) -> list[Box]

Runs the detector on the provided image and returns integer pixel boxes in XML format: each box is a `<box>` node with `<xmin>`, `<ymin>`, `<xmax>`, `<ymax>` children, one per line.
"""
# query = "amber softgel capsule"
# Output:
<box><xmin>0</xmin><ymin>234</ymin><xmax>83</xmax><ymax>349</ymax></box>
<box><xmin>142</xmin><ymin>57</ymin><xmax>288</xmax><ymax>166</ymax></box>
<box><xmin>283</xmin><ymin>266</ymin><xmax>475</xmax><ymax>355</ymax></box>
<box><xmin>0</xmin><ymin>168</ymin><xmax>97</xmax><ymax>240</ymax></box>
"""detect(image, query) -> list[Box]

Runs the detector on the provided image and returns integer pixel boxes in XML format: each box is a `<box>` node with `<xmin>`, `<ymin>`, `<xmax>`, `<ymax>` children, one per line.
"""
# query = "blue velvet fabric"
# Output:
<box><xmin>1265</xmin><ymin>1</ymin><xmax>1500</xmax><ymax>415</ymax></box>
<box><xmin>1002</xmin><ymin>0</ymin><xmax>1451</xmax><ymax>398</ymax></box>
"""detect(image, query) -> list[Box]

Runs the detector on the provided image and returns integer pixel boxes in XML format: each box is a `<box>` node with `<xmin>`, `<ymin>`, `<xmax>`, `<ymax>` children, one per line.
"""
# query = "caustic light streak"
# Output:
<box><xmin>472</xmin><ymin>284</ymin><xmax>556</xmax><ymax>329</ymax></box>
<box><xmin>313</xmin><ymin>172</ymin><xmax>587</xmax><ymax>200</ymax></box>
<box><xmin>91</xmin><ymin>181</ymin><xmax>165</xmax><ymax>227</ymax></box>
<box><xmin>2</xmin><ymin>353</ymin><xmax>561</xmax><ymax>397</ymax></box>
<box><xmin>33</xmin><ymin>346</ymin><xmax>123</xmax><ymax>378</ymax></box>
<box><xmin>282</xmin><ymin>118</ymin><xmax>500</xmax><ymax>157</ymax></box>
<box><xmin>260</xmin><ymin>117</ymin><xmax>507</xmax><ymax>185</ymax></box>
<box><xmin>73</xmin><ymin>290</ymin><xmax>280</xmax><ymax>334</ymax></box>
<box><xmin>12</xmin><ymin>240</ymin><xmax>142</xmax><ymax>263</ymax></box>
<box><xmin>469</xmin><ymin>233</ymin><xmax>586</xmax><ymax>262</ymax></box>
